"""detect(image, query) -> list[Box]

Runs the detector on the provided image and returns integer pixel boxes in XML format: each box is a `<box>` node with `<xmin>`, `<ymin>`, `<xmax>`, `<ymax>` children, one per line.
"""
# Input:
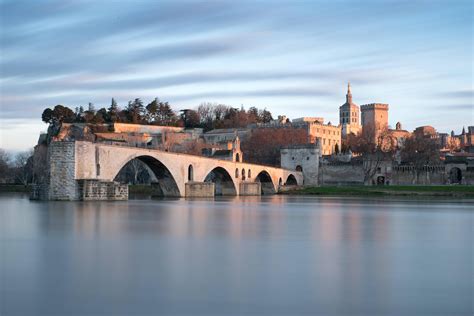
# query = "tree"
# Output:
<box><xmin>41</xmin><ymin>105</ymin><xmax>76</xmax><ymax>125</ymax></box>
<box><xmin>401</xmin><ymin>134</ymin><xmax>440</xmax><ymax>168</ymax></box>
<box><xmin>241</xmin><ymin>128</ymin><xmax>308</xmax><ymax>166</ymax></box>
<box><xmin>180</xmin><ymin>109</ymin><xmax>201</xmax><ymax>128</ymax></box>
<box><xmin>346</xmin><ymin>124</ymin><xmax>396</xmax><ymax>184</ymax></box>
<box><xmin>13</xmin><ymin>150</ymin><xmax>33</xmax><ymax>185</ymax></box>
<box><xmin>258</xmin><ymin>108</ymin><xmax>273</xmax><ymax>123</ymax></box>
<box><xmin>0</xmin><ymin>149</ymin><xmax>11</xmax><ymax>183</ymax></box>
<box><xmin>197</xmin><ymin>102</ymin><xmax>214</xmax><ymax>130</ymax></box>
<box><xmin>107</xmin><ymin>98</ymin><xmax>120</xmax><ymax>123</ymax></box>
<box><xmin>125</xmin><ymin>98</ymin><xmax>145</xmax><ymax>124</ymax></box>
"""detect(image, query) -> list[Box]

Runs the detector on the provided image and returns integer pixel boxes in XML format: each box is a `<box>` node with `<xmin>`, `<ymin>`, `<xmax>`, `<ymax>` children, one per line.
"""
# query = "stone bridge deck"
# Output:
<box><xmin>39</xmin><ymin>141</ymin><xmax>303</xmax><ymax>200</ymax></box>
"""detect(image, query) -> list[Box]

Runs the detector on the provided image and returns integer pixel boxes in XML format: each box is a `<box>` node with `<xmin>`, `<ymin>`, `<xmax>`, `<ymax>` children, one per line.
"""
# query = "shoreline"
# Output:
<box><xmin>280</xmin><ymin>185</ymin><xmax>474</xmax><ymax>197</ymax></box>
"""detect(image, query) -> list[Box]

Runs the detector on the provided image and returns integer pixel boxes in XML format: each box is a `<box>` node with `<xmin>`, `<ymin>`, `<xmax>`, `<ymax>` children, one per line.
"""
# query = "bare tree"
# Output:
<box><xmin>14</xmin><ymin>150</ymin><xmax>33</xmax><ymax>185</ymax></box>
<box><xmin>0</xmin><ymin>149</ymin><xmax>11</xmax><ymax>183</ymax></box>
<box><xmin>241</xmin><ymin>128</ymin><xmax>308</xmax><ymax>166</ymax></box>
<box><xmin>400</xmin><ymin>133</ymin><xmax>441</xmax><ymax>181</ymax></box>
<box><xmin>347</xmin><ymin>124</ymin><xmax>396</xmax><ymax>184</ymax></box>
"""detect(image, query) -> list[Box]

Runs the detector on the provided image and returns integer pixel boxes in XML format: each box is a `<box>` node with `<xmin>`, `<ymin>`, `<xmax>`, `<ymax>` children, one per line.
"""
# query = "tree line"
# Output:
<box><xmin>41</xmin><ymin>98</ymin><xmax>274</xmax><ymax>131</ymax></box>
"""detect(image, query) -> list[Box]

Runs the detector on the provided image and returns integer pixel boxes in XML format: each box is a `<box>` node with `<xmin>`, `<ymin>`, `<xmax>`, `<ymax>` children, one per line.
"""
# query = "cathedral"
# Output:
<box><xmin>339</xmin><ymin>83</ymin><xmax>361</xmax><ymax>137</ymax></box>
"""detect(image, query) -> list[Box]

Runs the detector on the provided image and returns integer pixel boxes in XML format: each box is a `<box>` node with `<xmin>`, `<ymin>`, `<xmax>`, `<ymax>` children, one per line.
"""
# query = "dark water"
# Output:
<box><xmin>1</xmin><ymin>193</ymin><xmax>472</xmax><ymax>316</ymax></box>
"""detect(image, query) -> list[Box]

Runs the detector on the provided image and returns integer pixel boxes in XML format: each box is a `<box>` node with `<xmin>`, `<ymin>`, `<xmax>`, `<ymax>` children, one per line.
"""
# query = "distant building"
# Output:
<box><xmin>292</xmin><ymin>118</ymin><xmax>342</xmax><ymax>156</ymax></box>
<box><xmin>339</xmin><ymin>82</ymin><xmax>361</xmax><ymax>137</ymax></box>
<box><xmin>389</xmin><ymin>122</ymin><xmax>410</xmax><ymax>148</ymax></box>
<box><xmin>361</xmin><ymin>103</ymin><xmax>389</xmax><ymax>130</ymax></box>
<box><xmin>414</xmin><ymin>125</ymin><xmax>437</xmax><ymax>139</ymax></box>
<box><xmin>202</xmin><ymin>136</ymin><xmax>243</xmax><ymax>162</ymax></box>
<box><xmin>202</xmin><ymin>128</ymin><xmax>251</xmax><ymax>144</ymax></box>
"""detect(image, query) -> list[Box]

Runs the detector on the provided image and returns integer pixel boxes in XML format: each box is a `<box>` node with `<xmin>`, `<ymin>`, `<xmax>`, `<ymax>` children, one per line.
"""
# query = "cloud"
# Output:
<box><xmin>438</xmin><ymin>90</ymin><xmax>474</xmax><ymax>99</ymax></box>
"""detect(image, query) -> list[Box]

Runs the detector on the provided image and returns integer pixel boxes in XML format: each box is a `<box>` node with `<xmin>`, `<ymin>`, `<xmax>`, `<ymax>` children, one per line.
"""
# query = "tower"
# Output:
<box><xmin>339</xmin><ymin>82</ymin><xmax>360</xmax><ymax>137</ymax></box>
<box><xmin>360</xmin><ymin>103</ymin><xmax>389</xmax><ymax>141</ymax></box>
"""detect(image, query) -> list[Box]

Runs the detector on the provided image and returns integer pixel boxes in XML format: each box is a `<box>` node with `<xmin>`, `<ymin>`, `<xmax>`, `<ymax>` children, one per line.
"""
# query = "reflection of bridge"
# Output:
<box><xmin>36</xmin><ymin>141</ymin><xmax>303</xmax><ymax>200</ymax></box>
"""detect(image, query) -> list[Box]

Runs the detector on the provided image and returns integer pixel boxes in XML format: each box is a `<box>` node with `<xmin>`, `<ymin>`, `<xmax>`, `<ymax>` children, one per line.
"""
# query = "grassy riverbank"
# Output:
<box><xmin>282</xmin><ymin>185</ymin><xmax>474</xmax><ymax>197</ymax></box>
<box><xmin>0</xmin><ymin>184</ymin><xmax>32</xmax><ymax>192</ymax></box>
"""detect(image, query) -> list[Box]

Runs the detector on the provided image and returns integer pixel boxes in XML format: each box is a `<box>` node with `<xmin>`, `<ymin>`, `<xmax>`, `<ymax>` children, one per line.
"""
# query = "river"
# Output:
<box><xmin>1</xmin><ymin>193</ymin><xmax>472</xmax><ymax>315</ymax></box>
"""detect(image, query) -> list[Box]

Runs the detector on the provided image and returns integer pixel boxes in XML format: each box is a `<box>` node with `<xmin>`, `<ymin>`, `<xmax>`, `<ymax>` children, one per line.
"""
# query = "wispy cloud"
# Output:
<box><xmin>0</xmin><ymin>0</ymin><xmax>473</xmax><ymax>150</ymax></box>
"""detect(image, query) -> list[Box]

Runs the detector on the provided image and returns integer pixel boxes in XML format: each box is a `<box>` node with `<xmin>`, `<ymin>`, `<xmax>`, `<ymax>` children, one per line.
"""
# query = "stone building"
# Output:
<box><xmin>389</xmin><ymin>122</ymin><xmax>411</xmax><ymax>148</ymax></box>
<box><xmin>202</xmin><ymin>128</ymin><xmax>251</xmax><ymax>144</ymax></box>
<box><xmin>280</xmin><ymin>144</ymin><xmax>320</xmax><ymax>185</ymax></box>
<box><xmin>202</xmin><ymin>136</ymin><xmax>244</xmax><ymax>162</ymax></box>
<box><xmin>292</xmin><ymin>118</ymin><xmax>342</xmax><ymax>156</ymax></box>
<box><xmin>339</xmin><ymin>82</ymin><xmax>361</xmax><ymax>137</ymax></box>
<box><xmin>361</xmin><ymin>103</ymin><xmax>389</xmax><ymax>140</ymax></box>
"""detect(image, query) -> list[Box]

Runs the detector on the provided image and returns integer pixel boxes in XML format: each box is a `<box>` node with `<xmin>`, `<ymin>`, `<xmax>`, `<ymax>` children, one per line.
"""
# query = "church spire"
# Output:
<box><xmin>346</xmin><ymin>82</ymin><xmax>352</xmax><ymax>104</ymax></box>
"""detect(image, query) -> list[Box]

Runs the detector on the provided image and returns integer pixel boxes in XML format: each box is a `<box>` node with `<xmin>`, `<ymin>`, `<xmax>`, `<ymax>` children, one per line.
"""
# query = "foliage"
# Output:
<box><xmin>346</xmin><ymin>124</ymin><xmax>396</xmax><ymax>183</ymax></box>
<box><xmin>241</xmin><ymin>128</ymin><xmax>308</xmax><ymax>166</ymax></box>
<box><xmin>400</xmin><ymin>134</ymin><xmax>441</xmax><ymax>167</ymax></box>
<box><xmin>40</xmin><ymin>99</ymin><xmax>274</xmax><ymax>131</ymax></box>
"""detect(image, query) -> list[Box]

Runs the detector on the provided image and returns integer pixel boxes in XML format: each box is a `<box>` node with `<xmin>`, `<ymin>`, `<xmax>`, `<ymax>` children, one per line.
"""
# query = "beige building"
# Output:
<box><xmin>293</xmin><ymin>118</ymin><xmax>342</xmax><ymax>155</ymax></box>
<box><xmin>339</xmin><ymin>83</ymin><xmax>361</xmax><ymax>137</ymax></box>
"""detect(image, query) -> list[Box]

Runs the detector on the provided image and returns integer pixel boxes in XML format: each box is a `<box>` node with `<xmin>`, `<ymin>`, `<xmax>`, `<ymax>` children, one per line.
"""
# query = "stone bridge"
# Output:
<box><xmin>35</xmin><ymin>141</ymin><xmax>303</xmax><ymax>200</ymax></box>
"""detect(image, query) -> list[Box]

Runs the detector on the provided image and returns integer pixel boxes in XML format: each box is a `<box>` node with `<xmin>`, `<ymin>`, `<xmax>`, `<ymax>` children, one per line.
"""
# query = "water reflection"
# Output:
<box><xmin>1</xmin><ymin>193</ymin><xmax>472</xmax><ymax>315</ymax></box>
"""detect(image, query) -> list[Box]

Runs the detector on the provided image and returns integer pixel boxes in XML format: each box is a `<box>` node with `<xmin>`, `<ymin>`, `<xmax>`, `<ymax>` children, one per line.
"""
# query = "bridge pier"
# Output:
<box><xmin>239</xmin><ymin>182</ymin><xmax>261</xmax><ymax>195</ymax></box>
<box><xmin>185</xmin><ymin>182</ymin><xmax>215</xmax><ymax>197</ymax></box>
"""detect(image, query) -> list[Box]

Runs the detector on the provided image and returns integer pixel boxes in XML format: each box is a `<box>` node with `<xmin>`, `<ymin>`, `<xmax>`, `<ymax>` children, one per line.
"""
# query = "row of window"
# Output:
<box><xmin>341</xmin><ymin>118</ymin><xmax>357</xmax><ymax>124</ymax></box>
<box><xmin>341</xmin><ymin>111</ymin><xmax>358</xmax><ymax>117</ymax></box>
<box><xmin>316</xmin><ymin>128</ymin><xmax>340</xmax><ymax>136</ymax></box>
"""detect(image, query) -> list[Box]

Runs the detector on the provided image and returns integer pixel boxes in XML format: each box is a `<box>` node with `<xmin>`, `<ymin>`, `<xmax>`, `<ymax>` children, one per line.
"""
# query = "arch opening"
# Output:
<box><xmin>241</xmin><ymin>168</ymin><xmax>246</xmax><ymax>180</ymax></box>
<box><xmin>114</xmin><ymin>155</ymin><xmax>180</xmax><ymax>197</ymax></box>
<box><xmin>255</xmin><ymin>171</ymin><xmax>276</xmax><ymax>195</ymax></box>
<box><xmin>449</xmin><ymin>167</ymin><xmax>462</xmax><ymax>184</ymax></box>
<box><xmin>204</xmin><ymin>167</ymin><xmax>237</xmax><ymax>196</ymax></box>
<box><xmin>188</xmin><ymin>164</ymin><xmax>194</xmax><ymax>181</ymax></box>
<box><xmin>296</xmin><ymin>165</ymin><xmax>303</xmax><ymax>172</ymax></box>
<box><xmin>235</xmin><ymin>153</ymin><xmax>240</xmax><ymax>162</ymax></box>
<box><xmin>285</xmin><ymin>174</ymin><xmax>297</xmax><ymax>186</ymax></box>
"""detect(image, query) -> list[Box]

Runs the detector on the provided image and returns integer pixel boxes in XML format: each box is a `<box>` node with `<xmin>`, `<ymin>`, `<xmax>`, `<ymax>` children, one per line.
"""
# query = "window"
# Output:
<box><xmin>248</xmin><ymin>169</ymin><xmax>251</xmax><ymax>178</ymax></box>
<box><xmin>235</xmin><ymin>168</ymin><xmax>239</xmax><ymax>178</ymax></box>
<box><xmin>242</xmin><ymin>168</ymin><xmax>246</xmax><ymax>180</ymax></box>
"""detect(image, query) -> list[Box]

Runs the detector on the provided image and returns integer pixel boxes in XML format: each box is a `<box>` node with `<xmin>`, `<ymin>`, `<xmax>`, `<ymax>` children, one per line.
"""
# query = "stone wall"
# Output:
<box><xmin>319</xmin><ymin>162</ymin><xmax>365</xmax><ymax>185</ymax></box>
<box><xmin>78</xmin><ymin>180</ymin><xmax>128</xmax><ymax>200</ymax></box>
<box><xmin>391</xmin><ymin>166</ymin><xmax>446</xmax><ymax>185</ymax></box>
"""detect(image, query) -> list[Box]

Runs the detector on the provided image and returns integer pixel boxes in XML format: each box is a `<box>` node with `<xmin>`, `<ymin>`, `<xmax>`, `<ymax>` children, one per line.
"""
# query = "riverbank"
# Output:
<box><xmin>0</xmin><ymin>184</ymin><xmax>31</xmax><ymax>193</ymax></box>
<box><xmin>282</xmin><ymin>185</ymin><xmax>474</xmax><ymax>197</ymax></box>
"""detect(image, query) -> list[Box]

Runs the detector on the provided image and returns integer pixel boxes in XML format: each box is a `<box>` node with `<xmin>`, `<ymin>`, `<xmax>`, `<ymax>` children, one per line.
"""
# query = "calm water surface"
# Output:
<box><xmin>1</xmin><ymin>193</ymin><xmax>473</xmax><ymax>316</ymax></box>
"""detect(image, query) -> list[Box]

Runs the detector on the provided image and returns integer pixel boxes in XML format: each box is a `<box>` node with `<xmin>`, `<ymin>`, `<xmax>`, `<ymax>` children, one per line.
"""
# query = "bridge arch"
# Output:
<box><xmin>113</xmin><ymin>155</ymin><xmax>181</xmax><ymax>197</ymax></box>
<box><xmin>285</xmin><ymin>174</ymin><xmax>297</xmax><ymax>185</ymax></box>
<box><xmin>255</xmin><ymin>170</ymin><xmax>276</xmax><ymax>195</ymax></box>
<box><xmin>204</xmin><ymin>167</ymin><xmax>237</xmax><ymax>196</ymax></box>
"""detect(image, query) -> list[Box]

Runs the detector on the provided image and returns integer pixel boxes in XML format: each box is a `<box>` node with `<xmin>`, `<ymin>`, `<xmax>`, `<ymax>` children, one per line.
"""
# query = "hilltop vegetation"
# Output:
<box><xmin>41</xmin><ymin>98</ymin><xmax>274</xmax><ymax>131</ymax></box>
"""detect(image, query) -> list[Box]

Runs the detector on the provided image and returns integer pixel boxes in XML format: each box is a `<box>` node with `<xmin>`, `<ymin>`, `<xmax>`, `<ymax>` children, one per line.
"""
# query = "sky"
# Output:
<box><xmin>0</xmin><ymin>0</ymin><xmax>473</xmax><ymax>152</ymax></box>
